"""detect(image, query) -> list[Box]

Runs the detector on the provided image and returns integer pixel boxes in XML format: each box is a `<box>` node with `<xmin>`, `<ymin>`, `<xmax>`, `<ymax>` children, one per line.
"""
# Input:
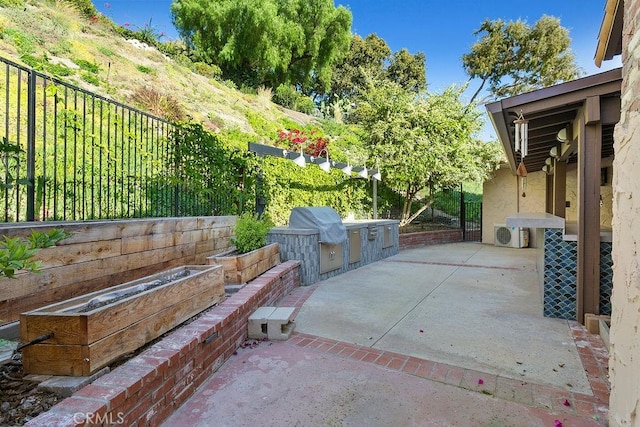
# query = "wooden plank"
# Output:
<box><xmin>174</xmin><ymin>229</ymin><xmax>205</xmax><ymax>246</ymax></box>
<box><xmin>175</xmin><ymin>218</ymin><xmax>199</xmax><ymax>232</ymax></box>
<box><xmin>119</xmin><ymin>219</ymin><xmax>176</xmax><ymax>238</ymax></box>
<box><xmin>21</xmin><ymin>266</ymin><xmax>223</xmax><ymax>344</ymax></box>
<box><xmin>22</xmin><ymin>343</ymin><xmax>90</xmax><ymax>377</ymax></box>
<box><xmin>2</xmin><ymin>244</ymin><xmax>198</xmax><ymax>301</ymax></box>
<box><xmin>1</xmin><ymin>258</ymin><xmax>192</xmax><ymax>326</ymax></box>
<box><xmin>35</xmin><ymin>239</ymin><xmax>122</xmax><ymax>268</ymax></box>
<box><xmin>121</xmin><ymin>233</ymin><xmax>174</xmax><ymax>255</ymax></box>
<box><xmin>88</xmin><ymin>285</ymin><xmax>224</xmax><ymax>374</ymax></box>
<box><xmin>22</xmin><ymin>284</ymin><xmax>225</xmax><ymax>376</ymax></box>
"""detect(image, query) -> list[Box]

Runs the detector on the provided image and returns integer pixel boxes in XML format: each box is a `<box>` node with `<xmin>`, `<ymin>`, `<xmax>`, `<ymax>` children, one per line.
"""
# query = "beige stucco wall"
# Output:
<box><xmin>609</xmin><ymin>0</ymin><xmax>640</xmax><ymax>423</ymax></box>
<box><xmin>482</xmin><ymin>167</ymin><xmax>546</xmax><ymax>246</ymax></box>
<box><xmin>564</xmin><ymin>164</ymin><xmax>613</xmax><ymax>227</ymax></box>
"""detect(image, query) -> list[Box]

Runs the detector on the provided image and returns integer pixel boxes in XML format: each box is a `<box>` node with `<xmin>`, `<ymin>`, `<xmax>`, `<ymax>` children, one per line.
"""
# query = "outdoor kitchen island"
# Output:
<box><xmin>267</xmin><ymin>207</ymin><xmax>399</xmax><ymax>285</ymax></box>
<box><xmin>506</xmin><ymin>212</ymin><xmax>613</xmax><ymax>320</ymax></box>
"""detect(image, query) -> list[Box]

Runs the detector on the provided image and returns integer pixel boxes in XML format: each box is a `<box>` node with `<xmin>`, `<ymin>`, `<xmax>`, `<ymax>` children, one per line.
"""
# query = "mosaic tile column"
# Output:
<box><xmin>543</xmin><ymin>229</ymin><xmax>614</xmax><ymax>319</ymax></box>
<box><xmin>543</xmin><ymin>228</ymin><xmax>577</xmax><ymax>319</ymax></box>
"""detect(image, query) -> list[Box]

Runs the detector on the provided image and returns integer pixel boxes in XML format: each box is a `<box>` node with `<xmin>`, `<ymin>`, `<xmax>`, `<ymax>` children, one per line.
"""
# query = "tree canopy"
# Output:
<box><xmin>328</xmin><ymin>34</ymin><xmax>426</xmax><ymax>101</ymax></box>
<box><xmin>352</xmin><ymin>80</ymin><xmax>502</xmax><ymax>225</ymax></box>
<box><xmin>463</xmin><ymin>15</ymin><xmax>582</xmax><ymax>103</ymax></box>
<box><xmin>171</xmin><ymin>0</ymin><xmax>352</xmax><ymax>91</ymax></box>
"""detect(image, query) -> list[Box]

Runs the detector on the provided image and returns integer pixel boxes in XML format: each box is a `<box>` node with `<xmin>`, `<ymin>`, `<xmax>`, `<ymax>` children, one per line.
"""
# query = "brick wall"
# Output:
<box><xmin>26</xmin><ymin>261</ymin><xmax>300</xmax><ymax>427</ymax></box>
<box><xmin>399</xmin><ymin>229</ymin><xmax>463</xmax><ymax>250</ymax></box>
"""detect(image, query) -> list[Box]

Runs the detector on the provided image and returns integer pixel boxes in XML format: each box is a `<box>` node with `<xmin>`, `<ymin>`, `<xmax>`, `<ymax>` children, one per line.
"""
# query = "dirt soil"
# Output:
<box><xmin>0</xmin><ymin>357</ymin><xmax>61</xmax><ymax>426</ymax></box>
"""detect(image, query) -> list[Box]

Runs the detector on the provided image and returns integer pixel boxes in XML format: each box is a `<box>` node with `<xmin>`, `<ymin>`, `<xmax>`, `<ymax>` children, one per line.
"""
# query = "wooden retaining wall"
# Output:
<box><xmin>0</xmin><ymin>217</ymin><xmax>236</xmax><ymax>326</ymax></box>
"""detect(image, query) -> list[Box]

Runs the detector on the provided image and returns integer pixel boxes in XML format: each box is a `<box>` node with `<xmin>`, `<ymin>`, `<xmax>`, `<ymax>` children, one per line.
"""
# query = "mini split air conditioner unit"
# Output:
<box><xmin>494</xmin><ymin>224</ymin><xmax>529</xmax><ymax>248</ymax></box>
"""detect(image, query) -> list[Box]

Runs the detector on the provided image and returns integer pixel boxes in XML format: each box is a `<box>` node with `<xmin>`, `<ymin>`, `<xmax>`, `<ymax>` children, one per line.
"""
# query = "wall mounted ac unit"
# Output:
<box><xmin>494</xmin><ymin>224</ymin><xmax>529</xmax><ymax>248</ymax></box>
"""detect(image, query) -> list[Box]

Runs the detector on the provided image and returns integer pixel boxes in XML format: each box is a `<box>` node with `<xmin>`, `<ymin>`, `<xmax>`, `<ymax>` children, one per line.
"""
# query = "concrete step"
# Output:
<box><xmin>248</xmin><ymin>307</ymin><xmax>295</xmax><ymax>340</ymax></box>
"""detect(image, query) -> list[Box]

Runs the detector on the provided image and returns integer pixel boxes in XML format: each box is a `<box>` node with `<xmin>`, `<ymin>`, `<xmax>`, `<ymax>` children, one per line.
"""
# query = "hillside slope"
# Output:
<box><xmin>0</xmin><ymin>1</ymin><xmax>315</xmax><ymax>139</ymax></box>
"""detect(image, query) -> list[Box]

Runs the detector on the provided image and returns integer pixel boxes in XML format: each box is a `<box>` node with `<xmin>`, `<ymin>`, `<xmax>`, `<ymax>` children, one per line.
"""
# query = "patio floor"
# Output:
<box><xmin>164</xmin><ymin>243</ymin><xmax>610</xmax><ymax>426</ymax></box>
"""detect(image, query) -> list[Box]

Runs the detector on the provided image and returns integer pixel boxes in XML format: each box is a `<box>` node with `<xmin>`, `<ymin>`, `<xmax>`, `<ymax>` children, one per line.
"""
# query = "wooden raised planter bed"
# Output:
<box><xmin>20</xmin><ymin>265</ymin><xmax>224</xmax><ymax>376</ymax></box>
<box><xmin>208</xmin><ymin>242</ymin><xmax>280</xmax><ymax>284</ymax></box>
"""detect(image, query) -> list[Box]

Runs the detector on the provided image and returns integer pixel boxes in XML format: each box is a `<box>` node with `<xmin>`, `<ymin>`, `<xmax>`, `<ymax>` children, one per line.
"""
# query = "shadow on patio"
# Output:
<box><xmin>165</xmin><ymin>243</ymin><xmax>609</xmax><ymax>426</ymax></box>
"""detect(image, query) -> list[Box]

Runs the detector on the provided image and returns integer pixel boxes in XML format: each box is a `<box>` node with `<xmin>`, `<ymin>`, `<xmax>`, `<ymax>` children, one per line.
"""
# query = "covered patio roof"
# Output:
<box><xmin>486</xmin><ymin>68</ymin><xmax>622</xmax><ymax>175</ymax></box>
<box><xmin>485</xmin><ymin>67</ymin><xmax>623</xmax><ymax>323</ymax></box>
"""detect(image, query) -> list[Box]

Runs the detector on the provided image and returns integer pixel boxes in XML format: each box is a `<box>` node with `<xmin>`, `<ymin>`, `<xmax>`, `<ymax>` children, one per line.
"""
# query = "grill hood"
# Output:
<box><xmin>288</xmin><ymin>207</ymin><xmax>347</xmax><ymax>244</ymax></box>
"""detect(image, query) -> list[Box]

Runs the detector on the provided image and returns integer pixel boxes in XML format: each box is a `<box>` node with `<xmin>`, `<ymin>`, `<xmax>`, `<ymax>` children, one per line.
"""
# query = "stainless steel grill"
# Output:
<box><xmin>289</xmin><ymin>207</ymin><xmax>347</xmax><ymax>274</ymax></box>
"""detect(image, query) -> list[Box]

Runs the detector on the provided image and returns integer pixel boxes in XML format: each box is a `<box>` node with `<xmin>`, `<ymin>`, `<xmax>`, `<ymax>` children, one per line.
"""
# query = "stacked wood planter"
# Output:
<box><xmin>20</xmin><ymin>265</ymin><xmax>225</xmax><ymax>376</ymax></box>
<box><xmin>208</xmin><ymin>243</ymin><xmax>280</xmax><ymax>284</ymax></box>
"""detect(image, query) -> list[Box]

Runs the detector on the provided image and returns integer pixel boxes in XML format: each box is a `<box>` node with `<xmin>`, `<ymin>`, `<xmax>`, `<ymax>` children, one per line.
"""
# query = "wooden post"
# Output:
<box><xmin>545</xmin><ymin>173</ymin><xmax>554</xmax><ymax>214</ymax></box>
<box><xmin>553</xmin><ymin>158</ymin><xmax>567</xmax><ymax>218</ymax></box>
<box><xmin>577</xmin><ymin>97</ymin><xmax>602</xmax><ymax>322</ymax></box>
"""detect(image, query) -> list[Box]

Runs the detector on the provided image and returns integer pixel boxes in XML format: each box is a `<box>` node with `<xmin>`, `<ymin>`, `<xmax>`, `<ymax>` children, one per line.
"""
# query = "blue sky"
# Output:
<box><xmin>93</xmin><ymin>0</ymin><xmax>621</xmax><ymax>138</ymax></box>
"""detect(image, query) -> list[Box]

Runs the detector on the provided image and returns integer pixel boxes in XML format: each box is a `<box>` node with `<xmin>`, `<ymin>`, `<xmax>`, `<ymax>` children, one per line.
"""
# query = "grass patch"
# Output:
<box><xmin>74</xmin><ymin>58</ymin><xmax>100</xmax><ymax>74</ymax></box>
<box><xmin>81</xmin><ymin>71</ymin><xmax>100</xmax><ymax>85</ymax></box>
<box><xmin>97</xmin><ymin>46</ymin><xmax>115</xmax><ymax>57</ymax></box>
<box><xmin>136</xmin><ymin>65</ymin><xmax>153</xmax><ymax>74</ymax></box>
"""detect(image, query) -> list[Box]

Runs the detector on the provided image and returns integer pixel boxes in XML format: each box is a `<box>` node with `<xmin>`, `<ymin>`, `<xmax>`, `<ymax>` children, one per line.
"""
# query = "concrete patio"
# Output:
<box><xmin>164</xmin><ymin>243</ymin><xmax>610</xmax><ymax>426</ymax></box>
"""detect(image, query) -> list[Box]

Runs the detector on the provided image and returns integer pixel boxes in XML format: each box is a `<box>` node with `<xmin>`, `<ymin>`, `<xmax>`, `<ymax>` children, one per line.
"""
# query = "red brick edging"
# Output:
<box><xmin>279</xmin><ymin>286</ymin><xmax>610</xmax><ymax>425</ymax></box>
<box><xmin>399</xmin><ymin>229</ymin><xmax>463</xmax><ymax>250</ymax></box>
<box><xmin>27</xmin><ymin>261</ymin><xmax>301</xmax><ymax>427</ymax></box>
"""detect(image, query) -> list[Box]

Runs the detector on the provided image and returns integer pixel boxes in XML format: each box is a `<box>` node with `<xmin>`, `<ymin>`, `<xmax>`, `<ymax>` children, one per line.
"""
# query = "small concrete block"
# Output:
<box><xmin>267</xmin><ymin>307</ymin><xmax>296</xmax><ymax>340</ymax></box>
<box><xmin>37</xmin><ymin>367</ymin><xmax>110</xmax><ymax>397</ymax></box>
<box><xmin>248</xmin><ymin>307</ymin><xmax>276</xmax><ymax>339</ymax></box>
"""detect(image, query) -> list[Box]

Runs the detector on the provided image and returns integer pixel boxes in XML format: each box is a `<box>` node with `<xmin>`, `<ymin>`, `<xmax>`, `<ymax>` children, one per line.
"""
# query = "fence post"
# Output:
<box><xmin>460</xmin><ymin>186</ymin><xmax>466</xmax><ymax>241</ymax></box>
<box><xmin>26</xmin><ymin>70</ymin><xmax>36</xmax><ymax>221</ymax></box>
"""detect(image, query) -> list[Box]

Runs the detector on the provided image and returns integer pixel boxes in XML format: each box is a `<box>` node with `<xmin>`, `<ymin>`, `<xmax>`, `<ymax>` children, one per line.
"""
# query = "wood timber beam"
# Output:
<box><xmin>577</xmin><ymin>97</ymin><xmax>602</xmax><ymax>323</ymax></box>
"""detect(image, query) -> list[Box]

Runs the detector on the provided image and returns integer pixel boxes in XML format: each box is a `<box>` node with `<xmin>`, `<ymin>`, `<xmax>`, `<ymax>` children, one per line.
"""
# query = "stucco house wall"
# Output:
<box><xmin>609</xmin><ymin>0</ymin><xmax>640</xmax><ymax>423</ymax></box>
<box><xmin>564</xmin><ymin>164</ymin><xmax>613</xmax><ymax>227</ymax></box>
<box><xmin>484</xmin><ymin>164</ymin><xmax>614</xmax><ymax>246</ymax></box>
<box><xmin>482</xmin><ymin>168</ymin><xmax>548</xmax><ymax>247</ymax></box>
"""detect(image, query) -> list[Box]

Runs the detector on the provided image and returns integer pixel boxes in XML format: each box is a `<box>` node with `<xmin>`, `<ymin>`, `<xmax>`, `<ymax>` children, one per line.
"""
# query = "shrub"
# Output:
<box><xmin>81</xmin><ymin>71</ymin><xmax>100</xmax><ymax>86</ymax></box>
<box><xmin>193</xmin><ymin>61</ymin><xmax>221</xmax><ymax>80</ymax></box>
<box><xmin>273</xmin><ymin>84</ymin><xmax>298</xmax><ymax>109</ymax></box>
<box><xmin>0</xmin><ymin>229</ymin><xmax>70</xmax><ymax>279</ymax></box>
<box><xmin>74</xmin><ymin>59</ymin><xmax>100</xmax><ymax>74</ymax></box>
<box><xmin>131</xmin><ymin>87</ymin><xmax>185</xmax><ymax>122</ymax></box>
<box><xmin>60</xmin><ymin>0</ymin><xmax>98</xmax><ymax>18</ymax></box>
<box><xmin>295</xmin><ymin>95</ymin><xmax>316</xmax><ymax>114</ymax></box>
<box><xmin>231</xmin><ymin>213</ymin><xmax>273</xmax><ymax>254</ymax></box>
<box><xmin>136</xmin><ymin>65</ymin><xmax>153</xmax><ymax>74</ymax></box>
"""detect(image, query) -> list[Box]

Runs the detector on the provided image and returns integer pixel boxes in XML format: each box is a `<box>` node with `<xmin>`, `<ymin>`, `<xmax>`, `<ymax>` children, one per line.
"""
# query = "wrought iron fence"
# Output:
<box><xmin>0</xmin><ymin>56</ymin><xmax>246</xmax><ymax>222</ymax></box>
<box><xmin>408</xmin><ymin>188</ymin><xmax>482</xmax><ymax>242</ymax></box>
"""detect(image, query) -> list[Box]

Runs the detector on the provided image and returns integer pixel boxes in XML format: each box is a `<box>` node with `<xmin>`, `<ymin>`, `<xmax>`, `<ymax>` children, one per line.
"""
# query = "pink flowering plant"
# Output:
<box><xmin>276</xmin><ymin>129</ymin><xmax>330</xmax><ymax>157</ymax></box>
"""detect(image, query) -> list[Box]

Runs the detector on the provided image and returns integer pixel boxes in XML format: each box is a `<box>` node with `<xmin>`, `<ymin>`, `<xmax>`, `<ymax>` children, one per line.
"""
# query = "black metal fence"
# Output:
<box><xmin>412</xmin><ymin>188</ymin><xmax>482</xmax><ymax>242</ymax></box>
<box><xmin>0</xmin><ymin>56</ymin><xmax>245</xmax><ymax>222</ymax></box>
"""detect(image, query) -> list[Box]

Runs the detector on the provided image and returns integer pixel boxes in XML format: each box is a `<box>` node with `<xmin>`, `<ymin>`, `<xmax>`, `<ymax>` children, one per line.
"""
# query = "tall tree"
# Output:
<box><xmin>352</xmin><ymin>80</ymin><xmax>502</xmax><ymax>225</ymax></box>
<box><xmin>328</xmin><ymin>34</ymin><xmax>426</xmax><ymax>101</ymax></box>
<box><xmin>463</xmin><ymin>15</ymin><xmax>581</xmax><ymax>103</ymax></box>
<box><xmin>171</xmin><ymin>0</ymin><xmax>351</xmax><ymax>91</ymax></box>
<box><xmin>329</xmin><ymin>34</ymin><xmax>391</xmax><ymax>100</ymax></box>
<box><xmin>385</xmin><ymin>48</ymin><xmax>426</xmax><ymax>93</ymax></box>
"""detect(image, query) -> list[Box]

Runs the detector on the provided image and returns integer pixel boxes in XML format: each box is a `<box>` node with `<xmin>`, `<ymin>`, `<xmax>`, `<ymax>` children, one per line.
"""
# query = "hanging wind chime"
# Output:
<box><xmin>514</xmin><ymin>111</ymin><xmax>529</xmax><ymax>197</ymax></box>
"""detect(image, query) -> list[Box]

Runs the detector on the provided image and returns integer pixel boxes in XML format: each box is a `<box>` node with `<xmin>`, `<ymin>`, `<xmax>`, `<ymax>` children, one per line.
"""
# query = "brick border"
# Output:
<box><xmin>399</xmin><ymin>229</ymin><xmax>462</xmax><ymax>250</ymax></box>
<box><xmin>27</xmin><ymin>261</ymin><xmax>301</xmax><ymax>427</ymax></box>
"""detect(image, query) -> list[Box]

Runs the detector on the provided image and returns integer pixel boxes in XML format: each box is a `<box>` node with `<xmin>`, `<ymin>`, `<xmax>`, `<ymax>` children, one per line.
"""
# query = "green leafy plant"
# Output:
<box><xmin>136</xmin><ymin>65</ymin><xmax>153</xmax><ymax>74</ymax></box>
<box><xmin>231</xmin><ymin>214</ymin><xmax>273</xmax><ymax>254</ymax></box>
<box><xmin>74</xmin><ymin>59</ymin><xmax>100</xmax><ymax>74</ymax></box>
<box><xmin>0</xmin><ymin>229</ymin><xmax>70</xmax><ymax>279</ymax></box>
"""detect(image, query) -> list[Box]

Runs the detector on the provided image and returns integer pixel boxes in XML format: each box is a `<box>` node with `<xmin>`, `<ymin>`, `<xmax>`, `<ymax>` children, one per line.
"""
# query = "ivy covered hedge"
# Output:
<box><xmin>259</xmin><ymin>156</ymin><xmax>371</xmax><ymax>225</ymax></box>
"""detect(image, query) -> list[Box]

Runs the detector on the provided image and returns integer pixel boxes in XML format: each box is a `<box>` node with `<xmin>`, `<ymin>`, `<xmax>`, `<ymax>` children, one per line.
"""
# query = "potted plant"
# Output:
<box><xmin>208</xmin><ymin>214</ymin><xmax>280</xmax><ymax>284</ymax></box>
